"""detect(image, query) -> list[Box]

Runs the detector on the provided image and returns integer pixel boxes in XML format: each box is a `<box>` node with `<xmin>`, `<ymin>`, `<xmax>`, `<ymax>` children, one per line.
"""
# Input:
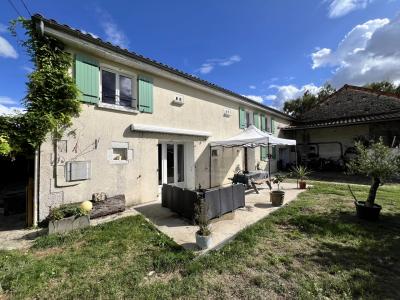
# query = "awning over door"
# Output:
<box><xmin>131</xmin><ymin>124</ymin><xmax>211</xmax><ymax>137</ymax></box>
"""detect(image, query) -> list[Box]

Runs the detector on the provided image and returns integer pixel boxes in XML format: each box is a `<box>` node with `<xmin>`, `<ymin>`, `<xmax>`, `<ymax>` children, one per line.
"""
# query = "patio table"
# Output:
<box><xmin>232</xmin><ymin>170</ymin><xmax>269</xmax><ymax>188</ymax></box>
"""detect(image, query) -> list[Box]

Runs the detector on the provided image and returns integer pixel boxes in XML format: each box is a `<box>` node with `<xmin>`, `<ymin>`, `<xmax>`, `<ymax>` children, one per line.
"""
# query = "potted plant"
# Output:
<box><xmin>47</xmin><ymin>201</ymin><xmax>92</xmax><ymax>234</ymax></box>
<box><xmin>347</xmin><ymin>139</ymin><xmax>400</xmax><ymax>221</ymax></box>
<box><xmin>195</xmin><ymin>199</ymin><xmax>212</xmax><ymax>249</ymax></box>
<box><xmin>291</xmin><ymin>165</ymin><xmax>311</xmax><ymax>189</ymax></box>
<box><xmin>270</xmin><ymin>174</ymin><xmax>286</xmax><ymax>206</ymax></box>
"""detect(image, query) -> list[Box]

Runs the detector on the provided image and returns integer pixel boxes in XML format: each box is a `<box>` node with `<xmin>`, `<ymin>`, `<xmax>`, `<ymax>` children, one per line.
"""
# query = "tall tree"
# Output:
<box><xmin>283</xmin><ymin>84</ymin><xmax>336</xmax><ymax>118</ymax></box>
<box><xmin>363</xmin><ymin>81</ymin><xmax>400</xmax><ymax>96</ymax></box>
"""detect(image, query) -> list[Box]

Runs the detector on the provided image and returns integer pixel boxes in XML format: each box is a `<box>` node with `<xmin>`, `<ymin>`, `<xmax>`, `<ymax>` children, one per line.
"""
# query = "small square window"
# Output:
<box><xmin>112</xmin><ymin>148</ymin><xmax>127</xmax><ymax>161</ymax></box>
<box><xmin>108</xmin><ymin>142</ymin><xmax>132</xmax><ymax>163</ymax></box>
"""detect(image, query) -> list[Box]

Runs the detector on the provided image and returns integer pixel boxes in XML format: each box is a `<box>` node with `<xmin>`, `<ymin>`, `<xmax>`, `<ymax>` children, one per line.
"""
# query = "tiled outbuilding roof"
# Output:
<box><xmin>32</xmin><ymin>14</ymin><xmax>293</xmax><ymax>120</ymax></box>
<box><xmin>283</xmin><ymin>85</ymin><xmax>400</xmax><ymax>130</ymax></box>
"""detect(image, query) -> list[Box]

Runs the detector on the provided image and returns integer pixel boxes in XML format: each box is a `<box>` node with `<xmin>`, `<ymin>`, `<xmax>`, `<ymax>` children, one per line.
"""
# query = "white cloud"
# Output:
<box><xmin>0</xmin><ymin>104</ymin><xmax>24</xmax><ymax>115</ymax></box>
<box><xmin>311</xmin><ymin>16</ymin><xmax>400</xmax><ymax>86</ymax></box>
<box><xmin>80</xmin><ymin>30</ymin><xmax>99</xmax><ymax>39</ymax></box>
<box><xmin>242</xmin><ymin>88</ymin><xmax>307</xmax><ymax>108</ymax></box>
<box><xmin>249</xmin><ymin>85</ymin><xmax>256</xmax><ymax>89</ymax></box>
<box><xmin>102</xmin><ymin>21</ymin><xmax>128</xmax><ymax>48</ymax></box>
<box><xmin>96</xmin><ymin>8</ymin><xmax>129</xmax><ymax>48</ymax></box>
<box><xmin>0</xmin><ymin>96</ymin><xmax>17</xmax><ymax>105</ymax></box>
<box><xmin>199</xmin><ymin>63</ymin><xmax>214</xmax><ymax>74</ymax></box>
<box><xmin>197</xmin><ymin>55</ymin><xmax>241</xmax><ymax>74</ymax></box>
<box><xmin>243</xmin><ymin>95</ymin><xmax>264</xmax><ymax>103</ymax></box>
<box><xmin>22</xmin><ymin>66</ymin><xmax>33</xmax><ymax>73</ymax></box>
<box><xmin>311</xmin><ymin>48</ymin><xmax>332</xmax><ymax>69</ymax></box>
<box><xmin>327</xmin><ymin>0</ymin><xmax>372</xmax><ymax>18</ymax></box>
<box><xmin>268</xmin><ymin>83</ymin><xmax>321</xmax><ymax>109</ymax></box>
<box><xmin>216</xmin><ymin>55</ymin><xmax>241</xmax><ymax>66</ymax></box>
<box><xmin>265</xmin><ymin>95</ymin><xmax>277</xmax><ymax>101</ymax></box>
<box><xmin>0</xmin><ymin>23</ymin><xmax>17</xmax><ymax>59</ymax></box>
<box><xmin>0</xmin><ymin>24</ymin><xmax>7</xmax><ymax>33</ymax></box>
<box><xmin>0</xmin><ymin>36</ymin><xmax>18</xmax><ymax>59</ymax></box>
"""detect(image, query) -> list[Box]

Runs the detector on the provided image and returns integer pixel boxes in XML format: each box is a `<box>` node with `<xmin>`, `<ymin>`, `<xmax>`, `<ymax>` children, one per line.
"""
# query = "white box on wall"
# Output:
<box><xmin>172</xmin><ymin>94</ymin><xmax>184</xmax><ymax>105</ymax></box>
<box><xmin>65</xmin><ymin>161</ymin><xmax>91</xmax><ymax>181</ymax></box>
<box><xmin>223</xmin><ymin>108</ymin><xmax>232</xmax><ymax>117</ymax></box>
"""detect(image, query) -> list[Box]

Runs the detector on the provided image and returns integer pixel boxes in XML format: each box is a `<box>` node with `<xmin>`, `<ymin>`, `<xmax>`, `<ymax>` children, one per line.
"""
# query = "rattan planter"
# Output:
<box><xmin>270</xmin><ymin>190</ymin><xmax>285</xmax><ymax>206</ymax></box>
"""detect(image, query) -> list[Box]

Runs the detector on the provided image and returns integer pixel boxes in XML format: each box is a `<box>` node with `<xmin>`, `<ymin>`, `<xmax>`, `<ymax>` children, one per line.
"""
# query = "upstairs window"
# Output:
<box><xmin>101</xmin><ymin>69</ymin><xmax>136</xmax><ymax>108</ymax></box>
<box><xmin>246</xmin><ymin>111</ymin><xmax>253</xmax><ymax>128</ymax></box>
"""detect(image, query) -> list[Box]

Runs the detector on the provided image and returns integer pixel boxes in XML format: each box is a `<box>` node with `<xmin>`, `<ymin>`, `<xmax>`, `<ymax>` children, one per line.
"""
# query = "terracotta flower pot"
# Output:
<box><xmin>299</xmin><ymin>181</ymin><xmax>307</xmax><ymax>189</ymax></box>
<box><xmin>270</xmin><ymin>190</ymin><xmax>285</xmax><ymax>206</ymax></box>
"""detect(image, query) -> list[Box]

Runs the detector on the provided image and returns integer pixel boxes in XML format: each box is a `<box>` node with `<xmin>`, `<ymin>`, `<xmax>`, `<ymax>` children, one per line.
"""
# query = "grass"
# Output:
<box><xmin>1</xmin><ymin>182</ymin><xmax>400</xmax><ymax>299</ymax></box>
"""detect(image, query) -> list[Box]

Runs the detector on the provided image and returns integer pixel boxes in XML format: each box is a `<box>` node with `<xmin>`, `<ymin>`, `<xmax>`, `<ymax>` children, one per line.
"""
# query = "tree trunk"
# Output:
<box><xmin>366</xmin><ymin>177</ymin><xmax>380</xmax><ymax>207</ymax></box>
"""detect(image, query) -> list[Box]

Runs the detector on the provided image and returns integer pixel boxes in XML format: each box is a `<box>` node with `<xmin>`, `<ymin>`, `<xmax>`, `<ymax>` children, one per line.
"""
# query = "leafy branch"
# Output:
<box><xmin>0</xmin><ymin>17</ymin><xmax>80</xmax><ymax>157</ymax></box>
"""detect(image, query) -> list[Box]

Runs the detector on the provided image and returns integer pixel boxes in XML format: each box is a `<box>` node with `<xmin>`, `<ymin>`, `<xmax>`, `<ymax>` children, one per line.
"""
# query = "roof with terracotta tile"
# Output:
<box><xmin>283</xmin><ymin>85</ymin><xmax>400</xmax><ymax>130</ymax></box>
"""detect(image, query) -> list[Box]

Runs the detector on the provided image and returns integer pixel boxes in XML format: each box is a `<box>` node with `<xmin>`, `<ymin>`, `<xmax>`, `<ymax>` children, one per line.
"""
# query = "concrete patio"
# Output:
<box><xmin>0</xmin><ymin>183</ymin><xmax>306</xmax><ymax>252</ymax></box>
<box><xmin>134</xmin><ymin>182</ymin><xmax>307</xmax><ymax>252</ymax></box>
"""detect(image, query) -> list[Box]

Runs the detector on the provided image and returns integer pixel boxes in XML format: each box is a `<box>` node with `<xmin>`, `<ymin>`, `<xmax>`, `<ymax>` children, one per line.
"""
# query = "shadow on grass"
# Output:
<box><xmin>303</xmin><ymin>171</ymin><xmax>400</xmax><ymax>185</ymax></box>
<box><xmin>288</xmin><ymin>209</ymin><xmax>400</xmax><ymax>298</ymax></box>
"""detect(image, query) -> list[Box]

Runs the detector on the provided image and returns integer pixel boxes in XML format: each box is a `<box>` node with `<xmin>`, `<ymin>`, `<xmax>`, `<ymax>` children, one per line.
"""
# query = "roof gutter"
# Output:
<box><xmin>282</xmin><ymin>116</ymin><xmax>400</xmax><ymax>131</ymax></box>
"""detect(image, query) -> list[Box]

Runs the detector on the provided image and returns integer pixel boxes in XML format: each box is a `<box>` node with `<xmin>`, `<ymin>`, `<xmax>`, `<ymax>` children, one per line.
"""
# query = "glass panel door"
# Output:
<box><xmin>158</xmin><ymin>144</ymin><xmax>162</xmax><ymax>185</ymax></box>
<box><xmin>166</xmin><ymin>144</ymin><xmax>175</xmax><ymax>184</ymax></box>
<box><xmin>177</xmin><ymin>144</ymin><xmax>184</xmax><ymax>183</ymax></box>
<box><xmin>158</xmin><ymin>143</ymin><xmax>185</xmax><ymax>187</ymax></box>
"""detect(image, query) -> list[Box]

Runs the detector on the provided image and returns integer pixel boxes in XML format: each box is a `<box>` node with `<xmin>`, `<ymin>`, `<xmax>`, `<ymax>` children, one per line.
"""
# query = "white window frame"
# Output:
<box><xmin>107</xmin><ymin>142</ymin><xmax>133</xmax><ymax>164</ymax></box>
<box><xmin>99</xmin><ymin>64</ymin><xmax>137</xmax><ymax>111</ymax></box>
<box><xmin>265</xmin><ymin>115</ymin><xmax>271</xmax><ymax>133</ymax></box>
<box><xmin>245</xmin><ymin>111</ymin><xmax>253</xmax><ymax>128</ymax></box>
<box><xmin>158</xmin><ymin>142</ymin><xmax>186</xmax><ymax>188</ymax></box>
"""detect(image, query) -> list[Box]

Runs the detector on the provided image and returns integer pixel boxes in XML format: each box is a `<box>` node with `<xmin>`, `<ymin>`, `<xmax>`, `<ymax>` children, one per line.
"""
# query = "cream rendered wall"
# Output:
<box><xmin>293</xmin><ymin>124</ymin><xmax>369</xmax><ymax>159</ymax></box>
<box><xmin>37</xmin><ymin>49</ymin><xmax>290</xmax><ymax>220</ymax></box>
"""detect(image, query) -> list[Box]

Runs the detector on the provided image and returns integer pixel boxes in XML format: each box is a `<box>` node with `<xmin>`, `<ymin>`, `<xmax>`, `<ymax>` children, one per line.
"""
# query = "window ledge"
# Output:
<box><xmin>109</xmin><ymin>160</ymin><xmax>129</xmax><ymax>165</ymax></box>
<box><xmin>97</xmin><ymin>102</ymin><xmax>139</xmax><ymax>114</ymax></box>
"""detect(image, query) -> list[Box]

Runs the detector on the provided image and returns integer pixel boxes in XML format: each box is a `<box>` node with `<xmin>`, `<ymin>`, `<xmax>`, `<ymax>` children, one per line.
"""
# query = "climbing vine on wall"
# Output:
<box><xmin>0</xmin><ymin>17</ymin><xmax>81</xmax><ymax>156</ymax></box>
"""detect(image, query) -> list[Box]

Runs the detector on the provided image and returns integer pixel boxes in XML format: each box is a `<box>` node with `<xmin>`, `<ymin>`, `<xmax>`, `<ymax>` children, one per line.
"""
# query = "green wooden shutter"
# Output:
<box><xmin>253</xmin><ymin>112</ymin><xmax>259</xmax><ymax>128</ymax></box>
<box><xmin>138</xmin><ymin>76</ymin><xmax>153</xmax><ymax>113</ymax></box>
<box><xmin>239</xmin><ymin>107</ymin><xmax>246</xmax><ymax>128</ymax></box>
<box><xmin>260</xmin><ymin>146</ymin><xmax>267</xmax><ymax>161</ymax></box>
<box><xmin>271</xmin><ymin>117</ymin><xmax>276</xmax><ymax>134</ymax></box>
<box><xmin>75</xmin><ymin>54</ymin><xmax>99</xmax><ymax>104</ymax></box>
<box><xmin>272</xmin><ymin>146</ymin><xmax>276</xmax><ymax>159</ymax></box>
<box><xmin>260</xmin><ymin>114</ymin><xmax>266</xmax><ymax>131</ymax></box>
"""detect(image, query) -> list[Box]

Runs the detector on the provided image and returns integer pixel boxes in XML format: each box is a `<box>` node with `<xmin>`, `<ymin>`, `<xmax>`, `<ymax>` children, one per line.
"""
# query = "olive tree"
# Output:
<box><xmin>347</xmin><ymin>139</ymin><xmax>400</xmax><ymax>207</ymax></box>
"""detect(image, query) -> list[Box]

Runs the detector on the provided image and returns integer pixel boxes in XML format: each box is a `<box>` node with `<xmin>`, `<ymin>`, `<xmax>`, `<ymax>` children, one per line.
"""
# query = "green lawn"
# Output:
<box><xmin>1</xmin><ymin>182</ymin><xmax>400</xmax><ymax>299</ymax></box>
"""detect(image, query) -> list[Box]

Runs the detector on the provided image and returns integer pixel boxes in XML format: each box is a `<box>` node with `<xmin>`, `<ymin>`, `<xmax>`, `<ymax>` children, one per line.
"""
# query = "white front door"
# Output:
<box><xmin>158</xmin><ymin>143</ymin><xmax>186</xmax><ymax>188</ymax></box>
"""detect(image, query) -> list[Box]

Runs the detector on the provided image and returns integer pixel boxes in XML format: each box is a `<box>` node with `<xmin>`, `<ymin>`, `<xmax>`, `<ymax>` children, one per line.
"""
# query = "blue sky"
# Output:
<box><xmin>1</xmin><ymin>0</ymin><xmax>400</xmax><ymax>114</ymax></box>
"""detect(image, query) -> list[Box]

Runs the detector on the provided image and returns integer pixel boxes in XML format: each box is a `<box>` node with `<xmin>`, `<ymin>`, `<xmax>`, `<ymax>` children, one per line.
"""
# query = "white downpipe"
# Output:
<box><xmin>33</xmin><ymin>148</ymin><xmax>39</xmax><ymax>226</ymax></box>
